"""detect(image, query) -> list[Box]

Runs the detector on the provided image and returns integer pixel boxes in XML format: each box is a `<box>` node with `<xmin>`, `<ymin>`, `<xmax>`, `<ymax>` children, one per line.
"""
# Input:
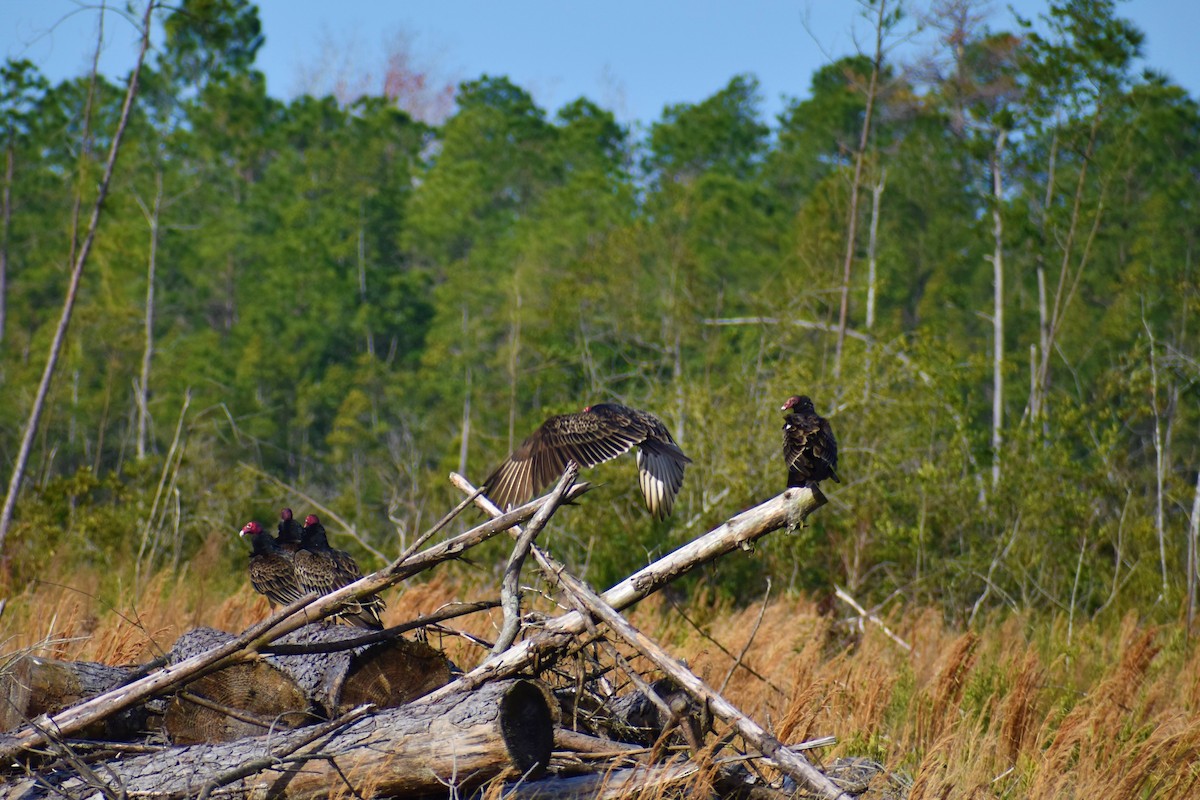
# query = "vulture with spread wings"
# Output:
<box><xmin>482</xmin><ymin>403</ymin><xmax>691</xmax><ymax>520</ymax></box>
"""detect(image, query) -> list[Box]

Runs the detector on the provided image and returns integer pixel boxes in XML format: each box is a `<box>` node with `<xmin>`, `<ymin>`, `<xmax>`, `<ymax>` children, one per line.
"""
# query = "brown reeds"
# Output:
<box><xmin>7</xmin><ymin>561</ymin><xmax>1200</xmax><ymax>798</ymax></box>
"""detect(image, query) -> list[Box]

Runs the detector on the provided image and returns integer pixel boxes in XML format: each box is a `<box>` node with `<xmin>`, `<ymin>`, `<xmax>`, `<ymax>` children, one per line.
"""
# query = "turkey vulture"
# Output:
<box><xmin>240</xmin><ymin>521</ymin><xmax>304</xmax><ymax>607</ymax></box>
<box><xmin>781</xmin><ymin>395</ymin><xmax>840</xmax><ymax>488</ymax></box>
<box><xmin>482</xmin><ymin>402</ymin><xmax>691</xmax><ymax>520</ymax></box>
<box><xmin>276</xmin><ymin>507</ymin><xmax>302</xmax><ymax>553</ymax></box>
<box><xmin>294</xmin><ymin>514</ymin><xmax>385</xmax><ymax>630</ymax></box>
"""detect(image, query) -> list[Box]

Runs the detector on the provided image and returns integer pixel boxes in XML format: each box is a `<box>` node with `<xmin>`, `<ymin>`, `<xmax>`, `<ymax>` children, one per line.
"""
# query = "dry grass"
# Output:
<box><xmin>4</xmin><ymin>564</ymin><xmax>1200</xmax><ymax>799</ymax></box>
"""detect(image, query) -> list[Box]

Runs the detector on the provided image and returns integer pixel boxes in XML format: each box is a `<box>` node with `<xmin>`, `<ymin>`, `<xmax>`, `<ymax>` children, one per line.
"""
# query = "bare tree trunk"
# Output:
<box><xmin>0</xmin><ymin>2</ymin><xmax>156</xmax><ymax>555</ymax></box>
<box><xmin>862</xmin><ymin>169</ymin><xmax>886</xmax><ymax>402</ymax></box>
<box><xmin>990</xmin><ymin>130</ymin><xmax>1007</xmax><ymax>489</ymax></box>
<box><xmin>357</xmin><ymin>219</ymin><xmax>374</xmax><ymax>356</ymax></box>
<box><xmin>833</xmin><ymin>0</ymin><xmax>887</xmax><ymax>385</ymax></box>
<box><xmin>508</xmin><ymin>285</ymin><xmax>521</xmax><ymax>452</ymax></box>
<box><xmin>1189</xmin><ymin>469</ymin><xmax>1200</xmax><ymax>633</ymax></box>
<box><xmin>865</xmin><ymin>170</ymin><xmax>886</xmax><ymax>335</ymax></box>
<box><xmin>1030</xmin><ymin>132</ymin><xmax>1056</xmax><ymax>424</ymax></box>
<box><xmin>1034</xmin><ymin>116</ymin><xmax>1102</xmax><ymax>423</ymax></box>
<box><xmin>1143</xmin><ymin>316</ymin><xmax>1168</xmax><ymax>600</ymax></box>
<box><xmin>135</xmin><ymin>168</ymin><xmax>163</xmax><ymax>459</ymax></box>
<box><xmin>0</xmin><ymin>144</ymin><xmax>12</xmax><ymax>346</ymax></box>
<box><xmin>459</xmin><ymin>304</ymin><xmax>471</xmax><ymax>476</ymax></box>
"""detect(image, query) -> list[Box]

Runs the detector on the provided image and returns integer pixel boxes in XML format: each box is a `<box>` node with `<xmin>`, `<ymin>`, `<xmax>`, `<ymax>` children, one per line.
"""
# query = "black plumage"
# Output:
<box><xmin>276</xmin><ymin>507</ymin><xmax>303</xmax><ymax>553</ymax></box>
<box><xmin>482</xmin><ymin>402</ymin><xmax>691</xmax><ymax>520</ymax></box>
<box><xmin>781</xmin><ymin>395</ymin><xmax>840</xmax><ymax>488</ymax></box>
<box><xmin>240</xmin><ymin>521</ymin><xmax>304</xmax><ymax>607</ymax></box>
<box><xmin>294</xmin><ymin>514</ymin><xmax>385</xmax><ymax>630</ymax></box>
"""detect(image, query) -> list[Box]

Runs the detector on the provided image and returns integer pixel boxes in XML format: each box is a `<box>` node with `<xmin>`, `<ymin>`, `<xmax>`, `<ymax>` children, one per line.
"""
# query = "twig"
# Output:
<box><xmin>396</xmin><ymin>486</ymin><xmax>487</xmax><ymax>563</ymax></box>
<box><xmin>175</xmin><ymin>690</ymin><xmax>303</xmax><ymax>731</ymax></box>
<box><xmin>719</xmin><ymin>578</ymin><xmax>771</xmax><ymax>695</ymax></box>
<box><xmin>667</xmin><ymin>597</ymin><xmax>786</xmax><ymax>698</ymax></box>
<box><xmin>494</xmin><ymin>465</ymin><xmax>579</xmax><ymax>653</ymax></box>
<box><xmin>259</xmin><ymin>601</ymin><xmax>498</xmax><ymax>655</ymax></box>
<box><xmin>832</xmin><ymin>585</ymin><xmax>911</xmax><ymax>652</ymax></box>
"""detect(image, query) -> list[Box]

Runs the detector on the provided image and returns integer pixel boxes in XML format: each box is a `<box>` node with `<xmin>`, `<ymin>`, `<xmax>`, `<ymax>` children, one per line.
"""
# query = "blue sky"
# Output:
<box><xmin>2</xmin><ymin>1</ymin><xmax>1194</xmax><ymax>126</ymax></box>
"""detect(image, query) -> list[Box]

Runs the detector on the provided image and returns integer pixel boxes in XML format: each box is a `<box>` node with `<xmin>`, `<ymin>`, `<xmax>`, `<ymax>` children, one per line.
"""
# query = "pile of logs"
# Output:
<box><xmin>0</xmin><ymin>466</ymin><xmax>900</xmax><ymax>799</ymax></box>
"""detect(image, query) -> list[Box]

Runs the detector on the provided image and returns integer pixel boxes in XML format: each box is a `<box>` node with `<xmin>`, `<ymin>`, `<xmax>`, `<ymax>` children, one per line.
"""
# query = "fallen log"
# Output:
<box><xmin>0</xmin><ymin>656</ymin><xmax>152</xmax><ymax>740</ymax></box>
<box><xmin>162</xmin><ymin>624</ymin><xmax>453</xmax><ymax>743</ymax></box>
<box><xmin>2</xmin><ymin>678</ymin><xmax>555</xmax><ymax>799</ymax></box>
<box><xmin>0</xmin><ymin>485</ymin><xmax>588</xmax><ymax>764</ymax></box>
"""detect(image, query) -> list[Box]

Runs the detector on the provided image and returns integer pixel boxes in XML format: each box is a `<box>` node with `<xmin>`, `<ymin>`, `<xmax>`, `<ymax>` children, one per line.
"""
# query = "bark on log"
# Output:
<box><xmin>0</xmin><ymin>657</ymin><xmax>151</xmax><ymax>739</ymax></box>
<box><xmin>163</xmin><ymin>625</ymin><xmax>453</xmax><ymax>744</ymax></box>
<box><xmin>2</xmin><ymin>678</ymin><xmax>554</xmax><ymax>799</ymax></box>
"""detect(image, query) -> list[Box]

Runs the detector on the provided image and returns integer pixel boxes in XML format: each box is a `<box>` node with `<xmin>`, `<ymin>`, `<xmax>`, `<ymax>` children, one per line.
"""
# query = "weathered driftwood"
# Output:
<box><xmin>0</xmin><ymin>486</ymin><xmax>589</xmax><ymax>764</ymax></box>
<box><xmin>2</xmin><ymin>678</ymin><xmax>555</xmax><ymax>800</ymax></box>
<box><xmin>432</xmin><ymin>481</ymin><xmax>825</xmax><ymax>703</ymax></box>
<box><xmin>452</xmin><ymin>476</ymin><xmax>848</xmax><ymax>800</ymax></box>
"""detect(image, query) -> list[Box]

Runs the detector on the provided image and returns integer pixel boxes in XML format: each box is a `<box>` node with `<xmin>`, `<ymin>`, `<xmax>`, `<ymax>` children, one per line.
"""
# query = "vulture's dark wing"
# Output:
<box><xmin>292</xmin><ymin>548</ymin><xmax>342</xmax><ymax>597</ymax></box>
<box><xmin>482</xmin><ymin>410</ymin><xmax>641</xmax><ymax>511</ymax></box>
<box><xmin>628</xmin><ymin>408</ymin><xmax>691</xmax><ymax>520</ymax></box>
<box><xmin>783</xmin><ymin>412</ymin><xmax>840</xmax><ymax>486</ymax></box>
<box><xmin>248</xmin><ymin>553</ymin><xmax>304</xmax><ymax>607</ymax></box>
<box><xmin>330</xmin><ymin>547</ymin><xmax>387</xmax><ymax>626</ymax></box>
<box><xmin>483</xmin><ymin>404</ymin><xmax>691</xmax><ymax>519</ymax></box>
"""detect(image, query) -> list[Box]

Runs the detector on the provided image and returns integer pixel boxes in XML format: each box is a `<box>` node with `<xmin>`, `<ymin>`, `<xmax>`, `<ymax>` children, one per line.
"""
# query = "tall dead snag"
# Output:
<box><xmin>0</xmin><ymin>1</ymin><xmax>157</xmax><ymax>553</ymax></box>
<box><xmin>990</xmin><ymin>129</ymin><xmax>1007</xmax><ymax>489</ymax></box>
<box><xmin>2</xmin><ymin>679</ymin><xmax>554</xmax><ymax>799</ymax></box>
<box><xmin>834</xmin><ymin>0</ymin><xmax>891</xmax><ymax>385</ymax></box>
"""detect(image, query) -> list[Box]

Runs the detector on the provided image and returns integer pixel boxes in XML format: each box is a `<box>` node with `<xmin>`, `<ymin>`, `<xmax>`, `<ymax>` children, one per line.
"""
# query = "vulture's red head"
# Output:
<box><xmin>240</xmin><ymin>521</ymin><xmax>264</xmax><ymax>537</ymax></box>
<box><xmin>304</xmin><ymin>514</ymin><xmax>320</xmax><ymax>527</ymax></box>
<box><xmin>781</xmin><ymin>395</ymin><xmax>815</xmax><ymax>413</ymax></box>
<box><xmin>280</xmin><ymin>507</ymin><xmax>294</xmax><ymax>521</ymax></box>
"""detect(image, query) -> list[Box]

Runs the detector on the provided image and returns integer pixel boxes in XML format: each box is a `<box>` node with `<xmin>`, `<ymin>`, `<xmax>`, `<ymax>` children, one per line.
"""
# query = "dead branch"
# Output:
<box><xmin>548</xmin><ymin>568</ymin><xmax>851</xmax><ymax>800</ymax></box>
<box><xmin>0</xmin><ymin>0</ymin><xmax>157</xmax><ymax>552</ymax></box>
<box><xmin>494</xmin><ymin>465</ymin><xmax>579</xmax><ymax>653</ymax></box>
<box><xmin>833</xmin><ymin>584</ymin><xmax>912</xmax><ymax>652</ymax></box>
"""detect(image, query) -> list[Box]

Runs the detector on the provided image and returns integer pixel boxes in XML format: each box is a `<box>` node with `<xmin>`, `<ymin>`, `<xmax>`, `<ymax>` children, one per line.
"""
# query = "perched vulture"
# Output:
<box><xmin>781</xmin><ymin>395</ymin><xmax>840</xmax><ymax>488</ymax></box>
<box><xmin>482</xmin><ymin>402</ymin><xmax>691</xmax><ymax>520</ymax></box>
<box><xmin>293</xmin><ymin>514</ymin><xmax>385</xmax><ymax>630</ymax></box>
<box><xmin>276</xmin><ymin>507</ymin><xmax>303</xmax><ymax>553</ymax></box>
<box><xmin>240</xmin><ymin>521</ymin><xmax>304</xmax><ymax>607</ymax></box>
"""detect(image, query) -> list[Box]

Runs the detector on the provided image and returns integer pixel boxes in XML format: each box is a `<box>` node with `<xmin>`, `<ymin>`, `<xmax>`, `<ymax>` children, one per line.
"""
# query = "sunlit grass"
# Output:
<box><xmin>3</xmin><ymin>563</ymin><xmax>1200</xmax><ymax>798</ymax></box>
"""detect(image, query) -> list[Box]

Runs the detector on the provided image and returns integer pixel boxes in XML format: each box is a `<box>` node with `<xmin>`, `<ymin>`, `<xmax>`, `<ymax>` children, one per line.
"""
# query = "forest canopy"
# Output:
<box><xmin>0</xmin><ymin>0</ymin><xmax>1196</xmax><ymax>625</ymax></box>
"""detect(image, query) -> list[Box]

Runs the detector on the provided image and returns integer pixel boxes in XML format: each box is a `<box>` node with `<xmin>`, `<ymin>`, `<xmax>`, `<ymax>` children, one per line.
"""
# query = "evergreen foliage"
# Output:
<box><xmin>1</xmin><ymin>0</ymin><xmax>1197</xmax><ymax>623</ymax></box>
